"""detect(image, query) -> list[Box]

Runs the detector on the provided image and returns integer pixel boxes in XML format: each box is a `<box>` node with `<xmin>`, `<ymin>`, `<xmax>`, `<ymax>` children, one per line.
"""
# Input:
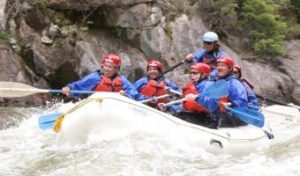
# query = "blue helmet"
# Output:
<box><xmin>202</xmin><ymin>32</ymin><xmax>219</xmax><ymax>42</ymax></box>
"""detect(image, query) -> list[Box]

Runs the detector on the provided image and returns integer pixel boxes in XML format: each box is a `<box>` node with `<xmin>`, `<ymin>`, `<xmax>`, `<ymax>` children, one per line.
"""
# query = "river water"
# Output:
<box><xmin>1</xmin><ymin>103</ymin><xmax>300</xmax><ymax>176</ymax></box>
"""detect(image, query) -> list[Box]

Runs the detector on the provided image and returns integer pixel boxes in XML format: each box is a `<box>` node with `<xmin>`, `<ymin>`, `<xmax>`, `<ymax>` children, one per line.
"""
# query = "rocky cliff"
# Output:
<box><xmin>0</xmin><ymin>0</ymin><xmax>299</xmax><ymax>106</ymax></box>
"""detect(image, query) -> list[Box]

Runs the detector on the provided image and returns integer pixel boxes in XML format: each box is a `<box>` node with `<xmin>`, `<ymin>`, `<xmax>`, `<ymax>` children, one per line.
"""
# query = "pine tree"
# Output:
<box><xmin>241</xmin><ymin>0</ymin><xmax>287</xmax><ymax>55</ymax></box>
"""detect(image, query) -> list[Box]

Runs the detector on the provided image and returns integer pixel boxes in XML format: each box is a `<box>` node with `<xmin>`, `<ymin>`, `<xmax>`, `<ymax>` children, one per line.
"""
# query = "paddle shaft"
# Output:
<box><xmin>256</xmin><ymin>94</ymin><xmax>300</xmax><ymax>110</ymax></box>
<box><xmin>165</xmin><ymin>80</ymin><xmax>229</xmax><ymax>107</ymax></box>
<box><xmin>165</xmin><ymin>96</ymin><xmax>191</xmax><ymax>106</ymax></box>
<box><xmin>160</xmin><ymin>60</ymin><xmax>185</xmax><ymax>76</ymax></box>
<box><xmin>166</xmin><ymin>87</ymin><xmax>182</xmax><ymax>96</ymax></box>
<box><xmin>0</xmin><ymin>81</ymin><xmax>96</xmax><ymax>97</ymax></box>
<box><xmin>140</xmin><ymin>94</ymin><xmax>171</xmax><ymax>103</ymax></box>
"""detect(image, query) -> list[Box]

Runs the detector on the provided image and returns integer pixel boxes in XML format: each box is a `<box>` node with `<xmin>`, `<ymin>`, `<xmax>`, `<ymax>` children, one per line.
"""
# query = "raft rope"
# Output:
<box><xmin>53</xmin><ymin>96</ymin><xmax>268</xmax><ymax>141</ymax></box>
<box><xmin>53</xmin><ymin>98</ymin><xmax>103</xmax><ymax>132</ymax></box>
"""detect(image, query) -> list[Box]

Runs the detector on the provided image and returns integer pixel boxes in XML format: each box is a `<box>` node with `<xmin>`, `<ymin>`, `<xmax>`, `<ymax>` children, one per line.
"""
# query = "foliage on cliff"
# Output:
<box><xmin>203</xmin><ymin>0</ymin><xmax>300</xmax><ymax>56</ymax></box>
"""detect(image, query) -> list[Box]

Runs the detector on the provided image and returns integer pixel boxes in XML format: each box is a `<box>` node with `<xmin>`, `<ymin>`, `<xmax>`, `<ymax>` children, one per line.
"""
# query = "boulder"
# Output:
<box><xmin>47</xmin><ymin>0</ymin><xmax>153</xmax><ymax>10</ymax></box>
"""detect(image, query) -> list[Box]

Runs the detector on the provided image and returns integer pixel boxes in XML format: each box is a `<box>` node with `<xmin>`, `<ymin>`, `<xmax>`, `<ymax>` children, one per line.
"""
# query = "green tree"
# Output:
<box><xmin>291</xmin><ymin>0</ymin><xmax>300</xmax><ymax>18</ymax></box>
<box><xmin>241</xmin><ymin>0</ymin><xmax>287</xmax><ymax>55</ymax></box>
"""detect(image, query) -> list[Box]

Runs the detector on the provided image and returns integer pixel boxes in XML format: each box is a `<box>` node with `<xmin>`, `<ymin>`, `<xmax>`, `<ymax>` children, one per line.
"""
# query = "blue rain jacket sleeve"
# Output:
<box><xmin>209</xmin><ymin>68</ymin><xmax>218</xmax><ymax>80</ymax></box>
<box><xmin>192</xmin><ymin>49</ymin><xmax>228</xmax><ymax>63</ymax></box>
<box><xmin>169</xmin><ymin>104</ymin><xmax>184</xmax><ymax>113</ymax></box>
<box><xmin>66</xmin><ymin>72</ymin><xmax>101</xmax><ymax>97</ymax></box>
<box><xmin>133</xmin><ymin>76</ymin><xmax>148</xmax><ymax>91</ymax></box>
<box><xmin>192</xmin><ymin>48</ymin><xmax>205</xmax><ymax>62</ymax></box>
<box><xmin>228</xmin><ymin>78</ymin><xmax>248</xmax><ymax>107</ymax></box>
<box><xmin>197</xmin><ymin>77</ymin><xmax>248</xmax><ymax>112</ymax></box>
<box><xmin>196</xmin><ymin>80</ymin><xmax>219</xmax><ymax>111</ymax></box>
<box><xmin>165</xmin><ymin>79</ymin><xmax>180</xmax><ymax>92</ymax></box>
<box><xmin>120</xmin><ymin>76</ymin><xmax>144</xmax><ymax>100</ymax></box>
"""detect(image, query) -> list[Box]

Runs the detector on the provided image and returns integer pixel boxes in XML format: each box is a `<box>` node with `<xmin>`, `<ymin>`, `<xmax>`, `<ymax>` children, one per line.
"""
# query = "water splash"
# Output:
<box><xmin>1</xmin><ymin>103</ymin><xmax>300</xmax><ymax>175</ymax></box>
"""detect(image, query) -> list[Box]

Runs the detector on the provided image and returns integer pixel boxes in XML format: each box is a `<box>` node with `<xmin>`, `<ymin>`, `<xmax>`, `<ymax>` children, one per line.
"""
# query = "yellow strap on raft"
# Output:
<box><xmin>53</xmin><ymin>115</ymin><xmax>64</xmax><ymax>133</ymax></box>
<box><xmin>52</xmin><ymin>98</ymin><xmax>103</xmax><ymax>133</ymax></box>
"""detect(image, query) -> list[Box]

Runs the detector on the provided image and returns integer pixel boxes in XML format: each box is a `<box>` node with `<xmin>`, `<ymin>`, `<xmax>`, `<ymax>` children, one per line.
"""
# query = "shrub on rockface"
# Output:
<box><xmin>291</xmin><ymin>0</ymin><xmax>300</xmax><ymax>19</ymax></box>
<box><xmin>0</xmin><ymin>30</ymin><xmax>10</xmax><ymax>42</ymax></box>
<box><xmin>240</xmin><ymin>0</ymin><xmax>287</xmax><ymax>55</ymax></box>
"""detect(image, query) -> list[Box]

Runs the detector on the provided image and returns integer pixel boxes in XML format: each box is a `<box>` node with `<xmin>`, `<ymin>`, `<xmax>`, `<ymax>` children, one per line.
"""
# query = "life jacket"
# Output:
<box><xmin>202</xmin><ymin>50</ymin><xmax>219</xmax><ymax>67</ymax></box>
<box><xmin>94</xmin><ymin>75</ymin><xmax>122</xmax><ymax>92</ymax></box>
<box><xmin>182</xmin><ymin>81</ymin><xmax>207</xmax><ymax>112</ymax></box>
<box><xmin>140</xmin><ymin>79</ymin><xmax>167</xmax><ymax>106</ymax></box>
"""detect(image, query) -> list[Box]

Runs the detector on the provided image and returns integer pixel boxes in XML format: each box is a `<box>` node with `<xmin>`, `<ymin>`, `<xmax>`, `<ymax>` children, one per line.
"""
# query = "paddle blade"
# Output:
<box><xmin>0</xmin><ymin>82</ymin><xmax>49</xmax><ymax>97</ymax></box>
<box><xmin>38</xmin><ymin>113</ymin><xmax>62</xmax><ymax>129</ymax></box>
<box><xmin>226</xmin><ymin>106</ymin><xmax>265</xmax><ymax>128</ymax></box>
<box><xmin>201</xmin><ymin>80</ymin><xmax>229</xmax><ymax>99</ymax></box>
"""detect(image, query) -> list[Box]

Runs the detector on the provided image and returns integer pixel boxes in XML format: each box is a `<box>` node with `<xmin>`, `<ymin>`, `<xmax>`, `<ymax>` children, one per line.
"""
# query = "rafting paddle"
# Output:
<box><xmin>165</xmin><ymin>80</ymin><xmax>229</xmax><ymax>106</ymax></box>
<box><xmin>38</xmin><ymin>113</ymin><xmax>62</xmax><ymax>130</ymax></box>
<box><xmin>0</xmin><ymin>82</ymin><xmax>96</xmax><ymax>98</ymax></box>
<box><xmin>225</xmin><ymin>106</ymin><xmax>265</xmax><ymax>128</ymax></box>
<box><xmin>140</xmin><ymin>94</ymin><xmax>172</xmax><ymax>103</ymax></box>
<box><xmin>256</xmin><ymin>94</ymin><xmax>300</xmax><ymax>111</ymax></box>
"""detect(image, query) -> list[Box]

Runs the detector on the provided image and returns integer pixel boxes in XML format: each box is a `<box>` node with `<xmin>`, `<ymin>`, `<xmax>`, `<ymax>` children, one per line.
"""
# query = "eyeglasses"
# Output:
<box><xmin>203</xmin><ymin>41</ymin><xmax>214</xmax><ymax>45</ymax></box>
<box><xmin>190</xmin><ymin>72</ymin><xmax>200</xmax><ymax>75</ymax></box>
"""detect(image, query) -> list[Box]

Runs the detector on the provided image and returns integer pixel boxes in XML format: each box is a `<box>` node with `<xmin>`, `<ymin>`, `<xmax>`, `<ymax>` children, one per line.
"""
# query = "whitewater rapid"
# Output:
<box><xmin>1</xmin><ymin>103</ymin><xmax>300</xmax><ymax>176</ymax></box>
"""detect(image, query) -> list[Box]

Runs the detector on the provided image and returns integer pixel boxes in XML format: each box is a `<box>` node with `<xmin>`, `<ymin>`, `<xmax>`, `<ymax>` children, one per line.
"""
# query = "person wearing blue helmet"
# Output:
<box><xmin>185</xmin><ymin>31</ymin><xmax>229</xmax><ymax>79</ymax></box>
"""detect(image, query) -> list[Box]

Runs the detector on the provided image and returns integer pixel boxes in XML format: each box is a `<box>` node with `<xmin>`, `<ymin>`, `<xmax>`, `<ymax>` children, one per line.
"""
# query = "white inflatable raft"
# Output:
<box><xmin>55</xmin><ymin>92</ymin><xmax>300</xmax><ymax>154</ymax></box>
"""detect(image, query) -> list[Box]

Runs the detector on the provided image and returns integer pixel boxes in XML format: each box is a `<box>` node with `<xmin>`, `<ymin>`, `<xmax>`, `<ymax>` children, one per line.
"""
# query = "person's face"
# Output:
<box><xmin>203</xmin><ymin>41</ymin><xmax>215</xmax><ymax>52</ymax></box>
<box><xmin>102</xmin><ymin>62</ymin><xmax>118</xmax><ymax>77</ymax></box>
<box><xmin>233</xmin><ymin>67</ymin><xmax>241</xmax><ymax>79</ymax></box>
<box><xmin>217</xmin><ymin>62</ymin><xmax>230</xmax><ymax>78</ymax></box>
<box><xmin>190</xmin><ymin>68</ymin><xmax>201</xmax><ymax>82</ymax></box>
<box><xmin>147</xmin><ymin>66</ymin><xmax>160</xmax><ymax>79</ymax></box>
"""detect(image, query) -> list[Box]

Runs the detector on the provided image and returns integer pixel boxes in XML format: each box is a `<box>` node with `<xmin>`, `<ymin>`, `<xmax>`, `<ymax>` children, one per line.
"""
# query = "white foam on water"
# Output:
<box><xmin>0</xmin><ymin>103</ymin><xmax>300</xmax><ymax>175</ymax></box>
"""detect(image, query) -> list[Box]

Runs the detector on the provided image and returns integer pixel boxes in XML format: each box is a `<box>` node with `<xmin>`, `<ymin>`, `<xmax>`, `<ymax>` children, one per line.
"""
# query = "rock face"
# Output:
<box><xmin>0</xmin><ymin>43</ymin><xmax>49</xmax><ymax>106</ymax></box>
<box><xmin>0</xmin><ymin>0</ymin><xmax>299</xmax><ymax>106</ymax></box>
<box><xmin>48</xmin><ymin>0</ymin><xmax>153</xmax><ymax>10</ymax></box>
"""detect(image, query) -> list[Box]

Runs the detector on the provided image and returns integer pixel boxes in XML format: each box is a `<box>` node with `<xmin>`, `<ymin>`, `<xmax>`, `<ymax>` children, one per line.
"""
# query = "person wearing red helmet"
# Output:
<box><xmin>158</xmin><ymin>63</ymin><xmax>215</xmax><ymax>125</ymax></box>
<box><xmin>233</xmin><ymin>63</ymin><xmax>259</xmax><ymax>108</ymax></box>
<box><xmin>61</xmin><ymin>53</ymin><xmax>140</xmax><ymax>99</ymax></box>
<box><xmin>192</xmin><ymin>56</ymin><xmax>249</xmax><ymax>128</ymax></box>
<box><xmin>134</xmin><ymin>59</ymin><xmax>180</xmax><ymax>108</ymax></box>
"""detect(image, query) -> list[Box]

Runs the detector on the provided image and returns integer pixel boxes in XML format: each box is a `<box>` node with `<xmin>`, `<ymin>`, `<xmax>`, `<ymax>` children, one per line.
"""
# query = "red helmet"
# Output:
<box><xmin>191</xmin><ymin>63</ymin><xmax>211</xmax><ymax>75</ymax></box>
<box><xmin>101</xmin><ymin>53</ymin><xmax>121</xmax><ymax>67</ymax></box>
<box><xmin>217</xmin><ymin>56</ymin><xmax>234</xmax><ymax>68</ymax></box>
<box><xmin>147</xmin><ymin>60</ymin><xmax>163</xmax><ymax>72</ymax></box>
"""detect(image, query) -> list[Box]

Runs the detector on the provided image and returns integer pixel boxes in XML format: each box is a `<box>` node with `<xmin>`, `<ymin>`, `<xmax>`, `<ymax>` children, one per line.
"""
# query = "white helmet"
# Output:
<box><xmin>202</xmin><ymin>31</ymin><xmax>218</xmax><ymax>42</ymax></box>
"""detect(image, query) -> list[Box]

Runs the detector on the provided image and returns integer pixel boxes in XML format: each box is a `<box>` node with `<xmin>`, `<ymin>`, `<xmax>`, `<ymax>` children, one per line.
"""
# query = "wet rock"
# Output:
<box><xmin>24</xmin><ymin>6</ymin><xmax>49</xmax><ymax>31</ymax></box>
<box><xmin>282</xmin><ymin>40</ymin><xmax>300</xmax><ymax>104</ymax></box>
<box><xmin>41</xmin><ymin>36</ymin><xmax>53</xmax><ymax>44</ymax></box>
<box><xmin>9</xmin><ymin>38</ymin><xmax>16</xmax><ymax>45</ymax></box>
<box><xmin>140</xmin><ymin>26</ymin><xmax>171</xmax><ymax>60</ymax></box>
<box><xmin>103</xmin><ymin>3</ymin><xmax>152</xmax><ymax>28</ymax></box>
<box><xmin>47</xmin><ymin>0</ymin><xmax>153</xmax><ymax>10</ymax></box>
<box><xmin>0</xmin><ymin>44</ymin><xmax>49</xmax><ymax>105</ymax></box>
<box><xmin>48</xmin><ymin>24</ymin><xmax>60</xmax><ymax>38</ymax></box>
<box><xmin>170</xmin><ymin>14</ymin><xmax>207</xmax><ymax>59</ymax></box>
